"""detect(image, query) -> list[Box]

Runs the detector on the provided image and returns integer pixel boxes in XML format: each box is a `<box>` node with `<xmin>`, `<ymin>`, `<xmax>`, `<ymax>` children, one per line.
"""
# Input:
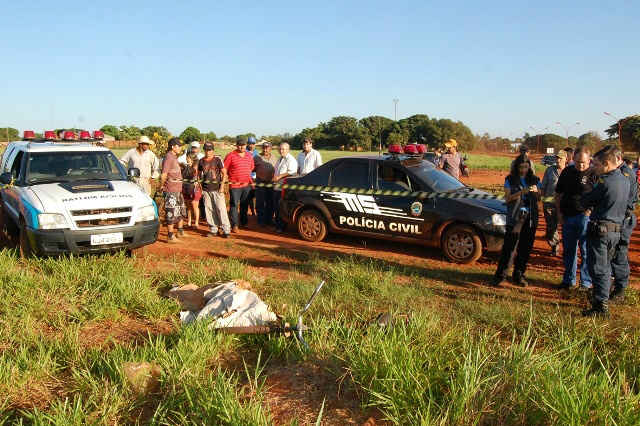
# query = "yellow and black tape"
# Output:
<box><xmin>158</xmin><ymin>177</ymin><xmax>555</xmax><ymax>203</ymax></box>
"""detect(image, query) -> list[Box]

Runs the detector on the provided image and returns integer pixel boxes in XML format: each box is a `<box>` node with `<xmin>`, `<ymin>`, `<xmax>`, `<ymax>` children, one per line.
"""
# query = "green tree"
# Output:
<box><xmin>203</xmin><ymin>131</ymin><xmax>217</xmax><ymax>142</ymax></box>
<box><xmin>141</xmin><ymin>126</ymin><xmax>171</xmax><ymax>141</ymax></box>
<box><xmin>119</xmin><ymin>125</ymin><xmax>141</xmax><ymax>141</ymax></box>
<box><xmin>577</xmin><ymin>131</ymin><xmax>603</xmax><ymax>151</ymax></box>
<box><xmin>605</xmin><ymin>116</ymin><xmax>640</xmax><ymax>151</ymax></box>
<box><xmin>180</xmin><ymin>126</ymin><xmax>202</xmax><ymax>144</ymax></box>
<box><xmin>359</xmin><ymin>116</ymin><xmax>394</xmax><ymax>148</ymax></box>
<box><xmin>100</xmin><ymin>125</ymin><xmax>122</xmax><ymax>140</ymax></box>
<box><xmin>1</xmin><ymin>127</ymin><xmax>20</xmax><ymax>142</ymax></box>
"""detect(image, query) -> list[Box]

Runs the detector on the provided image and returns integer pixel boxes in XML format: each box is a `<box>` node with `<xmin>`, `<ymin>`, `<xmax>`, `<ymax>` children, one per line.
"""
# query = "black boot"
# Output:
<box><xmin>609</xmin><ymin>287</ymin><xmax>626</xmax><ymax>305</ymax></box>
<box><xmin>581</xmin><ymin>300</ymin><xmax>610</xmax><ymax>318</ymax></box>
<box><xmin>512</xmin><ymin>273</ymin><xmax>529</xmax><ymax>288</ymax></box>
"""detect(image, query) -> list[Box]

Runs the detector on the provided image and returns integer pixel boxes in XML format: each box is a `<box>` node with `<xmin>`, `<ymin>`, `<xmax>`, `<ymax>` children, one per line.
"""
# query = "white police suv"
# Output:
<box><xmin>0</xmin><ymin>130</ymin><xmax>159</xmax><ymax>257</ymax></box>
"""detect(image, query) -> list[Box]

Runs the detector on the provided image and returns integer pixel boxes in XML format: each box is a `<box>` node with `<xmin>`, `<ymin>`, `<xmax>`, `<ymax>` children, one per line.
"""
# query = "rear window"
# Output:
<box><xmin>329</xmin><ymin>162</ymin><xmax>370</xmax><ymax>189</ymax></box>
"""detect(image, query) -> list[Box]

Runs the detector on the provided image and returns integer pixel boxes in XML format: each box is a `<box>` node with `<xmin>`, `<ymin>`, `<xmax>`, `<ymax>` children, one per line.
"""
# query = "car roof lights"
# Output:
<box><xmin>388</xmin><ymin>144</ymin><xmax>402</xmax><ymax>154</ymax></box>
<box><xmin>62</xmin><ymin>131</ymin><xmax>76</xmax><ymax>140</ymax></box>
<box><xmin>92</xmin><ymin>130</ymin><xmax>104</xmax><ymax>140</ymax></box>
<box><xmin>43</xmin><ymin>130</ymin><xmax>56</xmax><ymax>140</ymax></box>
<box><xmin>403</xmin><ymin>144</ymin><xmax>419</xmax><ymax>154</ymax></box>
<box><xmin>79</xmin><ymin>130</ymin><xmax>91</xmax><ymax>140</ymax></box>
<box><xmin>416</xmin><ymin>144</ymin><xmax>427</xmax><ymax>153</ymax></box>
<box><xmin>23</xmin><ymin>130</ymin><xmax>36</xmax><ymax>140</ymax></box>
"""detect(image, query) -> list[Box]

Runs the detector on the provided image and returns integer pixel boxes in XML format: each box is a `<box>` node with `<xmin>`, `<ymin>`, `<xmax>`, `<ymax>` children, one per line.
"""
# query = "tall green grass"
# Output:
<box><xmin>1</xmin><ymin>250</ymin><xmax>639</xmax><ymax>424</ymax></box>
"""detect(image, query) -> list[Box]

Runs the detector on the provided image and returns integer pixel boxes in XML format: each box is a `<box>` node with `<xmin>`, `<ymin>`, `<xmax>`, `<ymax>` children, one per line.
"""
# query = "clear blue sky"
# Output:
<box><xmin>2</xmin><ymin>0</ymin><xmax>638</xmax><ymax>140</ymax></box>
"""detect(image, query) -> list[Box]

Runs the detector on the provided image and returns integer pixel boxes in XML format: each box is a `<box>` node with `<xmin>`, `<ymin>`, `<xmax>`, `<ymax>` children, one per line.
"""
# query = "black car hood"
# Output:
<box><xmin>444</xmin><ymin>188</ymin><xmax>507</xmax><ymax>213</ymax></box>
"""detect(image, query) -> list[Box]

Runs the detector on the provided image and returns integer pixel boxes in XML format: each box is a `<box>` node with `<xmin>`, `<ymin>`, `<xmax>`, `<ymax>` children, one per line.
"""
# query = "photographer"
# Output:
<box><xmin>491</xmin><ymin>155</ymin><xmax>541</xmax><ymax>287</ymax></box>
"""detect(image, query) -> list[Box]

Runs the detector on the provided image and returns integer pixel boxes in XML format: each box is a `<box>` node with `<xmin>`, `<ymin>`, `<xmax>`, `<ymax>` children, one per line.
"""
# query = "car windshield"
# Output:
<box><xmin>26</xmin><ymin>151</ymin><xmax>127</xmax><ymax>184</ymax></box>
<box><xmin>406</xmin><ymin>163</ymin><xmax>467</xmax><ymax>191</ymax></box>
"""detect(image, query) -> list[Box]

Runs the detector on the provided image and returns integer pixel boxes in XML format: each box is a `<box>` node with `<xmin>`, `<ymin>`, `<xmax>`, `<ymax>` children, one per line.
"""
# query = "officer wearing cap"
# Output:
<box><xmin>608</xmin><ymin>145</ymin><xmax>638</xmax><ymax>304</ymax></box>
<box><xmin>579</xmin><ymin>146</ymin><xmax>629</xmax><ymax>317</ymax></box>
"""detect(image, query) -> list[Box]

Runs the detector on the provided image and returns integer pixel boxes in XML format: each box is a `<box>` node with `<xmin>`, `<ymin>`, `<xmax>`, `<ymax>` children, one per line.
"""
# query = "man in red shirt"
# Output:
<box><xmin>224</xmin><ymin>136</ymin><xmax>255</xmax><ymax>233</ymax></box>
<box><xmin>158</xmin><ymin>137</ymin><xmax>188</xmax><ymax>243</ymax></box>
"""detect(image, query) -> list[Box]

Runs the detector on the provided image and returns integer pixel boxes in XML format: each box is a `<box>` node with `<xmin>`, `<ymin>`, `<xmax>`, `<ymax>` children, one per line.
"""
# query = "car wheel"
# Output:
<box><xmin>128</xmin><ymin>246</ymin><xmax>148</xmax><ymax>258</ymax></box>
<box><xmin>442</xmin><ymin>224</ymin><xmax>482</xmax><ymax>264</ymax></box>
<box><xmin>19</xmin><ymin>218</ymin><xmax>33</xmax><ymax>259</ymax></box>
<box><xmin>297</xmin><ymin>209</ymin><xmax>327</xmax><ymax>242</ymax></box>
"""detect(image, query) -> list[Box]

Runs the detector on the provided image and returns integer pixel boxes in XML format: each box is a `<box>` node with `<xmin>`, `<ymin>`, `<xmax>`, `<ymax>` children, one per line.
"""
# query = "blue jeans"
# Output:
<box><xmin>587</xmin><ymin>231</ymin><xmax>619</xmax><ymax>302</ymax></box>
<box><xmin>561</xmin><ymin>213</ymin><xmax>592</xmax><ymax>287</ymax></box>
<box><xmin>256</xmin><ymin>182</ymin><xmax>274</xmax><ymax>225</ymax></box>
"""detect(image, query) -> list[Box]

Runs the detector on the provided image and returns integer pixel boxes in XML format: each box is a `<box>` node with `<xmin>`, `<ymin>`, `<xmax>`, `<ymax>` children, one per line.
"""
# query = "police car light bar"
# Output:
<box><xmin>416</xmin><ymin>144</ymin><xmax>427</xmax><ymax>154</ymax></box>
<box><xmin>388</xmin><ymin>144</ymin><xmax>402</xmax><ymax>154</ymax></box>
<box><xmin>79</xmin><ymin>130</ymin><xmax>91</xmax><ymax>140</ymax></box>
<box><xmin>92</xmin><ymin>130</ymin><xmax>104</xmax><ymax>140</ymax></box>
<box><xmin>23</xmin><ymin>130</ymin><xmax>36</xmax><ymax>140</ymax></box>
<box><xmin>43</xmin><ymin>130</ymin><xmax>56</xmax><ymax>140</ymax></box>
<box><xmin>62</xmin><ymin>131</ymin><xmax>76</xmax><ymax>140</ymax></box>
<box><xmin>404</xmin><ymin>144</ymin><xmax>419</xmax><ymax>154</ymax></box>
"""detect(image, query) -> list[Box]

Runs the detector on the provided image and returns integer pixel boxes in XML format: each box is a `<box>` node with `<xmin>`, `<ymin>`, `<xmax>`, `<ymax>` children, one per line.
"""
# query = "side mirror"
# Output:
<box><xmin>0</xmin><ymin>172</ymin><xmax>14</xmax><ymax>185</ymax></box>
<box><xmin>128</xmin><ymin>168</ymin><xmax>140</xmax><ymax>178</ymax></box>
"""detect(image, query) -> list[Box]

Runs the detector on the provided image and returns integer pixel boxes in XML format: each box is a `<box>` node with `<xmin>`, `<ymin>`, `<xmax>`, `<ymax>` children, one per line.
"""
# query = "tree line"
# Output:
<box><xmin>3</xmin><ymin>114</ymin><xmax>638</xmax><ymax>153</ymax></box>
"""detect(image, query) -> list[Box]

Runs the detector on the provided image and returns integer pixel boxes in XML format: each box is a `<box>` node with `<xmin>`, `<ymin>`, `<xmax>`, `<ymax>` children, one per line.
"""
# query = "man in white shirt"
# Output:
<box><xmin>272</xmin><ymin>142</ymin><xmax>298</xmax><ymax>232</ymax></box>
<box><xmin>297</xmin><ymin>136</ymin><xmax>322</xmax><ymax>174</ymax></box>
<box><xmin>178</xmin><ymin>141</ymin><xmax>205</xmax><ymax>164</ymax></box>
<box><xmin>119</xmin><ymin>135</ymin><xmax>160</xmax><ymax>195</ymax></box>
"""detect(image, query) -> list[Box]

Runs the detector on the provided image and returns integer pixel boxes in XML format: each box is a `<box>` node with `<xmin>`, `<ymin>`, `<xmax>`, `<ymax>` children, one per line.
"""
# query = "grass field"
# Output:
<box><xmin>1</xmin><ymin>250</ymin><xmax>639</xmax><ymax>424</ymax></box>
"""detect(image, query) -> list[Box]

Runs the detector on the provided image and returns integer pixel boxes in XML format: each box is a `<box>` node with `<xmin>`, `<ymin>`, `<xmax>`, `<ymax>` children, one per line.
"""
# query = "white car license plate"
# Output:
<box><xmin>90</xmin><ymin>232</ymin><xmax>124</xmax><ymax>245</ymax></box>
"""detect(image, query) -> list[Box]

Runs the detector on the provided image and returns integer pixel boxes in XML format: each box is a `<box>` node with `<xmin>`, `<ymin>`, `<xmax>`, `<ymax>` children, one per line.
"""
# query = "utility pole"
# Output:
<box><xmin>393</xmin><ymin>98</ymin><xmax>399</xmax><ymax>121</ymax></box>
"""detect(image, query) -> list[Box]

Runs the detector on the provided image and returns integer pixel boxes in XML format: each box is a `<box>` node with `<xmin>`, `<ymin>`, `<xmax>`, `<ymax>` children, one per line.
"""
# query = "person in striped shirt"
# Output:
<box><xmin>224</xmin><ymin>136</ymin><xmax>255</xmax><ymax>233</ymax></box>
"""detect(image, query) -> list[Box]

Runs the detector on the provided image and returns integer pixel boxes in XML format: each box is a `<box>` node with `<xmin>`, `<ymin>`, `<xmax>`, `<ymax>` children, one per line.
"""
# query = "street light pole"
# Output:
<box><xmin>604</xmin><ymin>112</ymin><xmax>639</xmax><ymax>144</ymax></box>
<box><xmin>530</xmin><ymin>126</ymin><xmax>549</xmax><ymax>154</ymax></box>
<box><xmin>393</xmin><ymin>98</ymin><xmax>399</xmax><ymax>121</ymax></box>
<box><xmin>555</xmin><ymin>121</ymin><xmax>579</xmax><ymax>144</ymax></box>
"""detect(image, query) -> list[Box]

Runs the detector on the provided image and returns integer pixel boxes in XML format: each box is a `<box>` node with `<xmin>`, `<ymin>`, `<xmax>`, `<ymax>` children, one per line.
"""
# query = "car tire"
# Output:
<box><xmin>19</xmin><ymin>218</ymin><xmax>33</xmax><ymax>259</ymax></box>
<box><xmin>442</xmin><ymin>224</ymin><xmax>482</xmax><ymax>264</ymax></box>
<box><xmin>128</xmin><ymin>246</ymin><xmax>148</xmax><ymax>258</ymax></box>
<box><xmin>296</xmin><ymin>209</ymin><xmax>327</xmax><ymax>242</ymax></box>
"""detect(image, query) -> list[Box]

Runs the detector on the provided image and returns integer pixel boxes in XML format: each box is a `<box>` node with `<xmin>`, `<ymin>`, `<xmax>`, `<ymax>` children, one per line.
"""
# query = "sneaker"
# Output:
<box><xmin>609</xmin><ymin>287</ymin><xmax>626</xmax><ymax>304</ymax></box>
<box><xmin>276</xmin><ymin>228</ymin><xmax>284</xmax><ymax>233</ymax></box>
<box><xmin>222</xmin><ymin>233</ymin><xmax>232</xmax><ymax>239</ymax></box>
<box><xmin>553</xmin><ymin>282</ymin><xmax>575</xmax><ymax>290</ymax></box>
<box><xmin>490</xmin><ymin>276</ymin><xmax>505</xmax><ymax>287</ymax></box>
<box><xmin>578</xmin><ymin>285</ymin><xmax>592</xmax><ymax>292</ymax></box>
<box><xmin>177</xmin><ymin>229</ymin><xmax>188</xmax><ymax>238</ymax></box>
<box><xmin>167</xmin><ymin>234</ymin><xmax>183</xmax><ymax>244</ymax></box>
<box><xmin>581</xmin><ymin>301</ymin><xmax>610</xmax><ymax>318</ymax></box>
<box><xmin>231</xmin><ymin>226</ymin><xmax>239</xmax><ymax>234</ymax></box>
<box><xmin>513</xmin><ymin>275</ymin><xmax>529</xmax><ymax>288</ymax></box>
<box><xmin>206</xmin><ymin>231</ymin><xmax>215</xmax><ymax>238</ymax></box>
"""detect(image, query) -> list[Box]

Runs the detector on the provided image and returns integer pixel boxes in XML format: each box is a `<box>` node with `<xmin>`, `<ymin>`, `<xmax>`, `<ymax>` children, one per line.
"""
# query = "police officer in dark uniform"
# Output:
<box><xmin>579</xmin><ymin>146</ymin><xmax>630</xmax><ymax>317</ymax></box>
<box><xmin>609</xmin><ymin>145</ymin><xmax>638</xmax><ymax>304</ymax></box>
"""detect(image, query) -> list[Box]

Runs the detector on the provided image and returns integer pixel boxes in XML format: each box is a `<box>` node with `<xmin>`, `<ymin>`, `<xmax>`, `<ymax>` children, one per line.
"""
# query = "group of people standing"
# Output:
<box><xmin>490</xmin><ymin>144</ymin><xmax>637</xmax><ymax>317</ymax></box>
<box><xmin>120</xmin><ymin>134</ymin><xmax>322</xmax><ymax>242</ymax></box>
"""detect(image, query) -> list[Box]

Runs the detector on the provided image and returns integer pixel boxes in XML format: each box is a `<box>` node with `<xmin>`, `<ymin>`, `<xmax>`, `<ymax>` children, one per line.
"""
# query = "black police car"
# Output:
<box><xmin>278</xmin><ymin>147</ymin><xmax>507</xmax><ymax>263</ymax></box>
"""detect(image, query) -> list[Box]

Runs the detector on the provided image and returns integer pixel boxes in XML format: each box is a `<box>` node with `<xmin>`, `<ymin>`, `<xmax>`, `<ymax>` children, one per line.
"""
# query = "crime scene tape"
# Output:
<box><xmin>158</xmin><ymin>177</ymin><xmax>555</xmax><ymax>203</ymax></box>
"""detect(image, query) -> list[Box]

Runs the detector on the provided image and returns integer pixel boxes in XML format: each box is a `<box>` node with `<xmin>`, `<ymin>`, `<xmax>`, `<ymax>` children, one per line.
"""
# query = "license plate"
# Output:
<box><xmin>90</xmin><ymin>232</ymin><xmax>124</xmax><ymax>245</ymax></box>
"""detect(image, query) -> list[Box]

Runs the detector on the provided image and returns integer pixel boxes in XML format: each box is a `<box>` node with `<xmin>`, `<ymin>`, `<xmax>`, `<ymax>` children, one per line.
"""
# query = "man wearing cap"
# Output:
<box><xmin>540</xmin><ymin>150</ymin><xmax>567</xmax><ymax>256</ymax></box>
<box><xmin>255</xmin><ymin>141</ymin><xmax>278</xmax><ymax>226</ymax></box>
<box><xmin>439</xmin><ymin>138</ymin><xmax>463</xmax><ymax>179</ymax></box>
<box><xmin>297</xmin><ymin>136</ymin><xmax>323</xmax><ymax>175</ymax></box>
<box><xmin>199</xmin><ymin>142</ymin><xmax>231</xmax><ymax>238</ymax></box>
<box><xmin>224</xmin><ymin>136</ymin><xmax>255</xmax><ymax>233</ymax></box>
<box><xmin>272</xmin><ymin>142</ymin><xmax>298</xmax><ymax>233</ymax></box>
<box><xmin>119</xmin><ymin>135</ymin><xmax>160</xmax><ymax>195</ymax></box>
<box><xmin>158</xmin><ymin>137</ymin><xmax>188</xmax><ymax>243</ymax></box>
<box><xmin>178</xmin><ymin>141</ymin><xmax>204</xmax><ymax>165</ymax></box>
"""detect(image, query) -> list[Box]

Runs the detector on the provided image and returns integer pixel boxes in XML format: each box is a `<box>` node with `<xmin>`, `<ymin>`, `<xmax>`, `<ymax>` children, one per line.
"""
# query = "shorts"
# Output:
<box><xmin>164</xmin><ymin>192</ymin><xmax>187</xmax><ymax>225</ymax></box>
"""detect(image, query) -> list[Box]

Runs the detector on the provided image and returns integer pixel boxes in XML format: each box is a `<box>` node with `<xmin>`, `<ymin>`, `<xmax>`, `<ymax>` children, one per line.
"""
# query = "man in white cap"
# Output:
<box><xmin>439</xmin><ymin>138</ymin><xmax>463</xmax><ymax>179</ymax></box>
<box><xmin>119</xmin><ymin>135</ymin><xmax>160</xmax><ymax>195</ymax></box>
<box><xmin>178</xmin><ymin>141</ymin><xmax>204</xmax><ymax>164</ymax></box>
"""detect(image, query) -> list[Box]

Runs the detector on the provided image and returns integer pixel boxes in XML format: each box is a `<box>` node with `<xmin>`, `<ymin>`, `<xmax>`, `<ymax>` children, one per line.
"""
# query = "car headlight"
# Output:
<box><xmin>135</xmin><ymin>205</ymin><xmax>157</xmax><ymax>223</ymax></box>
<box><xmin>492</xmin><ymin>214</ymin><xmax>506</xmax><ymax>226</ymax></box>
<box><xmin>38</xmin><ymin>213</ymin><xmax>69</xmax><ymax>230</ymax></box>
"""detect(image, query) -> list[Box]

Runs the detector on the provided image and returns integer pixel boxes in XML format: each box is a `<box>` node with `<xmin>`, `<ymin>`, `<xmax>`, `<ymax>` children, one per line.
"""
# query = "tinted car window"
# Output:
<box><xmin>330</xmin><ymin>162</ymin><xmax>369</xmax><ymax>189</ymax></box>
<box><xmin>377</xmin><ymin>165</ymin><xmax>411</xmax><ymax>191</ymax></box>
<box><xmin>407</xmin><ymin>164</ymin><xmax>465</xmax><ymax>191</ymax></box>
<box><xmin>26</xmin><ymin>152</ymin><xmax>127</xmax><ymax>184</ymax></box>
